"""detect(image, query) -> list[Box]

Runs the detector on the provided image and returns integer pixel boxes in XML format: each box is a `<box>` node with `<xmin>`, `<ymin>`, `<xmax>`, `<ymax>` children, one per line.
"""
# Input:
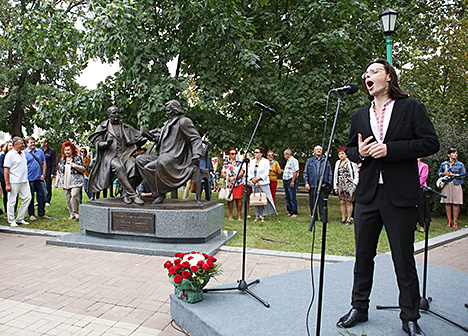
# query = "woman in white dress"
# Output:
<box><xmin>248</xmin><ymin>147</ymin><xmax>277</xmax><ymax>222</ymax></box>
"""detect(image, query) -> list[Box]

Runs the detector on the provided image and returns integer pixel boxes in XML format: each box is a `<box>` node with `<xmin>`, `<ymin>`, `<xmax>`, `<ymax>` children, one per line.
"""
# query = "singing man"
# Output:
<box><xmin>337</xmin><ymin>59</ymin><xmax>439</xmax><ymax>336</ymax></box>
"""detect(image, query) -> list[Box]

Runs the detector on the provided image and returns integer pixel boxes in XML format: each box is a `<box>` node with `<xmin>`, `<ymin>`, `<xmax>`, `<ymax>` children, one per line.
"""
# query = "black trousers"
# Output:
<box><xmin>45</xmin><ymin>167</ymin><xmax>53</xmax><ymax>203</ymax></box>
<box><xmin>352</xmin><ymin>186</ymin><xmax>421</xmax><ymax>322</ymax></box>
<box><xmin>308</xmin><ymin>187</ymin><xmax>327</xmax><ymax>222</ymax></box>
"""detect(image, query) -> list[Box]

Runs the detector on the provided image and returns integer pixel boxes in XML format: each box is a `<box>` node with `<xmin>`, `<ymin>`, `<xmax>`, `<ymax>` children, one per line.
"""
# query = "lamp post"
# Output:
<box><xmin>379</xmin><ymin>7</ymin><xmax>399</xmax><ymax>65</ymax></box>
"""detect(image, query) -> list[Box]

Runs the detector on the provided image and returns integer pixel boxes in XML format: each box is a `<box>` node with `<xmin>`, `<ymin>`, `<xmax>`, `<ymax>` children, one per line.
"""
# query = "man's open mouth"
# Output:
<box><xmin>366</xmin><ymin>80</ymin><xmax>374</xmax><ymax>90</ymax></box>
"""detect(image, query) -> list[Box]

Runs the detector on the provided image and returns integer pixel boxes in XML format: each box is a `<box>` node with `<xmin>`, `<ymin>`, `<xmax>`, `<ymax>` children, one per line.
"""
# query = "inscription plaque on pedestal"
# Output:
<box><xmin>112</xmin><ymin>211</ymin><xmax>155</xmax><ymax>233</ymax></box>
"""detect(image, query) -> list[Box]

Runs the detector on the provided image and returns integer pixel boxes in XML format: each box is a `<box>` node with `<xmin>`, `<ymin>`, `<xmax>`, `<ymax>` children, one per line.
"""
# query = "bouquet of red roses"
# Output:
<box><xmin>164</xmin><ymin>251</ymin><xmax>221</xmax><ymax>303</ymax></box>
<box><xmin>164</xmin><ymin>251</ymin><xmax>221</xmax><ymax>286</ymax></box>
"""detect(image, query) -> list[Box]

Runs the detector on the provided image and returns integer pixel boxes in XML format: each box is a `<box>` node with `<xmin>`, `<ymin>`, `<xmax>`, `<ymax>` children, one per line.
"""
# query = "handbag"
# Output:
<box><xmin>436</xmin><ymin>176</ymin><xmax>451</xmax><ymax>189</ymax></box>
<box><xmin>249</xmin><ymin>188</ymin><xmax>267</xmax><ymax>206</ymax></box>
<box><xmin>218</xmin><ymin>185</ymin><xmax>233</xmax><ymax>202</ymax></box>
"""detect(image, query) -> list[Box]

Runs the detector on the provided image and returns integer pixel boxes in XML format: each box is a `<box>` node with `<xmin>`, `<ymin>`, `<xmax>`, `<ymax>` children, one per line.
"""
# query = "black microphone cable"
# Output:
<box><xmin>305</xmin><ymin>89</ymin><xmax>333</xmax><ymax>336</ymax></box>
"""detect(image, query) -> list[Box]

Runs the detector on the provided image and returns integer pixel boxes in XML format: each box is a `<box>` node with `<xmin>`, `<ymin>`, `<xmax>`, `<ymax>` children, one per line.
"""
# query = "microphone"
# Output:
<box><xmin>331</xmin><ymin>83</ymin><xmax>359</xmax><ymax>94</ymax></box>
<box><xmin>254</xmin><ymin>102</ymin><xmax>276</xmax><ymax>115</ymax></box>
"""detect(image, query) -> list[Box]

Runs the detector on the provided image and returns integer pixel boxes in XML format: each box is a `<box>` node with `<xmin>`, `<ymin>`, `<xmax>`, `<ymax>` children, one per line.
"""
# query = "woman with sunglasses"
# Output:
<box><xmin>266</xmin><ymin>150</ymin><xmax>281</xmax><ymax>203</ymax></box>
<box><xmin>221</xmin><ymin>148</ymin><xmax>245</xmax><ymax>220</ymax></box>
<box><xmin>248</xmin><ymin>147</ymin><xmax>277</xmax><ymax>222</ymax></box>
<box><xmin>438</xmin><ymin>148</ymin><xmax>465</xmax><ymax>229</ymax></box>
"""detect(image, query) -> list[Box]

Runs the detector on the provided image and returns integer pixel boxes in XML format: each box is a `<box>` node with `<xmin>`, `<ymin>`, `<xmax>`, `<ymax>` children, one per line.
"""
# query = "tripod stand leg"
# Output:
<box><xmin>244</xmin><ymin>287</ymin><xmax>270</xmax><ymax>308</ymax></box>
<box><xmin>203</xmin><ymin>285</ymin><xmax>239</xmax><ymax>292</ymax></box>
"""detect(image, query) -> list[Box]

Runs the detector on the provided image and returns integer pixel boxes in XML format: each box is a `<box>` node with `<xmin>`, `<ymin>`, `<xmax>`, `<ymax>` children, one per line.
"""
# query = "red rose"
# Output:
<box><xmin>175</xmin><ymin>252</ymin><xmax>184</xmax><ymax>258</ymax></box>
<box><xmin>202</xmin><ymin>263</ymin><xmax>210</xmax><ymax>271</ymax></box>
<box><xmin>202</xmin><ymin>253</ymin><xmax>208</xmax><ymax>258</ymax></box>
<box><xmin>181</xmin><ymin>261</ymin><xmax>190</xmax><ymax>269</ymax></box>
<box><xmin>190</xmin><ymin>266</ymin><xmax>198</xmax><ymax>273</ymax></box>
<box><xmin>182</xmin><ymin>270</ymin><xmax>191</xmax><ymax>279</ymax></box>
<box><xmin>173</xmin><ymin>274</ymin><xmax>183</xmax><ymax>284</ymax></box>
<box><xmin>188</xmin><ymin>256</ymin><xmax>194</xmax><ymax>261</ymax></box>
<box><xmin>164</xmin><ymin>261</ymin><xmax>173</xmax><ymax>269</ymax></box>
<box><xmin>168</xmin><ymin>266</ymin><xmax>176</xmax><ymax>275</ymax></box>
<box><xmin>207</xmin><ymin>260</ymin><xmax>214</xmax><ymax>268</ymax></box>
<box><xmin>208</xmin><ymin>256</ymin><xmax>217</xmax><ymax>262</ymax></box>
<box><xmin>175</xmin><ymin>263</ymin><xmax>182</xmax><ymax>271</ymax></box>
<box><xmin>174</xmin><ymin>259</ymin><xmax>181</xmax><ymax>265</ymax></box>
<box><xmin>197</xmin><ymin>260</ymin><xmax>204</xmax><ymax>267</ymax></box>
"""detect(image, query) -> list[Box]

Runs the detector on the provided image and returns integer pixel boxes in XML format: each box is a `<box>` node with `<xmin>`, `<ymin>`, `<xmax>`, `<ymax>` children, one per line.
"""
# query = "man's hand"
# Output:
<box><xmin>5</xmin><ymin>183</ymin><xmax>11</xmax><ymax>193</ymax></box>
<box><xmin>40</xmin><ymin>174</ymin><xmax>45</xmax><ymax>181</ymax></box>
<box><xmin>358</xmin><ymin>134</ymin><xmax>375</xmax><ymax>158</ymax></box>
<box><xmin>368</xmin><ymin>142</ymin><xmax>388</xmax><ymax>159</ymax></box>
<box><xmin>290</xmin><ymin>181</ymin><xmax>295</xmax><ymax>188</ymax></box>
<box><xmin>305</xmin><ymin>183</ymin><xmax>310</xmax><ymax>191</ymax></box>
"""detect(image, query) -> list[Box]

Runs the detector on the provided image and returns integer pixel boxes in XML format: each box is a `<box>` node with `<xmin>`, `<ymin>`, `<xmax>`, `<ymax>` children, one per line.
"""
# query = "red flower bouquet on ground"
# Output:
<box><xmin>164</xmin><ymin>251</ymin><xmax>221</xmax><ymax>303</ymax></box>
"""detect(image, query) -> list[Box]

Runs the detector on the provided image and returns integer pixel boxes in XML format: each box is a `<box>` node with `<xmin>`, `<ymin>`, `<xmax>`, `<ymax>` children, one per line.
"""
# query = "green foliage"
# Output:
<box><xmin>0</xmin><ymin>0</ymin><xmax>86</xmax><ymax>137</ymax></box>
<box><xmin>77</xmin><ymin>0</ymin><xmax>395</xmax><ymax>157</ymax></box>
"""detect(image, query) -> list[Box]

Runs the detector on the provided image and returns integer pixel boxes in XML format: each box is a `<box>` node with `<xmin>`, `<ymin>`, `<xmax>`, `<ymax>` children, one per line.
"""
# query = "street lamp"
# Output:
<box><xmin>379</xmin><ymin>7</ymin><xmax>399</xmax><ymax>65</ymax></box>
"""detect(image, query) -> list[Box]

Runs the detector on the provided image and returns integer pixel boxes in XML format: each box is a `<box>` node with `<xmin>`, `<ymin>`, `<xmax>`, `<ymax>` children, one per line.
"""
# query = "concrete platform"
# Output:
<box><xmin>46</xmin><ymin>229</ymin><xmax>237</xmax><ymax>257</ymax></box>
<box><xmin>171</xmin><ymin>254</ymin><xmax>468</xmax><ymax>336</ymax></box>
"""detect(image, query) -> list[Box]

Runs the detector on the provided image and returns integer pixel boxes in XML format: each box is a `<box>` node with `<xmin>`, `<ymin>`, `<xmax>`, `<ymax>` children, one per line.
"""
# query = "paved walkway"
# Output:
<box><xmin>0</xmin><ymin>231</ymin><xmax>467</xmax><ymax>335</ymax></box>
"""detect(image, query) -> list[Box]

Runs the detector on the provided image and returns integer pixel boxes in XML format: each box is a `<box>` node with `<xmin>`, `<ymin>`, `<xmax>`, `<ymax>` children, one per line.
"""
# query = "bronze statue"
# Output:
<box><xmin>87</xmin><ymin>106</ymin><xmax>156</xmax><ymax>205</ymax></box>
<box><xmin>136</xmin><ymin>100</ymin><xmax>203</xmax><ymax>204</ymax></box>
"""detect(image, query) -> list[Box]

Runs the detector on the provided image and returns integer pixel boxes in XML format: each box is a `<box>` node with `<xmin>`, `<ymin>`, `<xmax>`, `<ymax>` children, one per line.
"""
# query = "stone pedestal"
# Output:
<box><xmin>80</xmin><ymin>198</ymin><xmax>224</xmax><ymax>243</ymax></box>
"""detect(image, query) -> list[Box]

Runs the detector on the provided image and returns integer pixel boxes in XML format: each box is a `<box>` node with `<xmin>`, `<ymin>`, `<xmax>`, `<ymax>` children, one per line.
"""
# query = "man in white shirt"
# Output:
<box><xmin>4</xmin><ymin>137</ymin><xmax>31</xmax><ymax>226</ymax></box>
<box><xmin>282</xmin><ymin>149</ymin><xmax>299</xmax><ymax>217</ymax></box>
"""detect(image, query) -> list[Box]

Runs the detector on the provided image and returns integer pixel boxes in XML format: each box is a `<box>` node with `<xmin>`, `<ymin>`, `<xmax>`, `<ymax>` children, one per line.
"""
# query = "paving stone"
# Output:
<box><xmin>0</xmin><ymin>229</ymin><xmax>467</xmax><ymax>335</ymax></box>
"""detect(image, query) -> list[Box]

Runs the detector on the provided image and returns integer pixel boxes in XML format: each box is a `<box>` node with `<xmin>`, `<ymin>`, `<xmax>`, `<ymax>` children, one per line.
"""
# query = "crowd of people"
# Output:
<box><xmin>0</xmin><ymin>134</ymin><xmax>465</xmax><ymax>231</ymax></box>
<box><xmin>0</xmin><ymin>135</ymin><xmax>465</xmax><ymax>230</ymax></box>
<box><xmin>0</xmin><ymin>137</ymin><xmax>90</xmax><ymax>226</ymax></box>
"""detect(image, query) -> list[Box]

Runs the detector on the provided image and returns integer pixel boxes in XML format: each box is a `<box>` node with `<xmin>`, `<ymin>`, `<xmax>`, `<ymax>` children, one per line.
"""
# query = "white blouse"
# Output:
<box><xmin>248</xmin><ymin>158</ymin><xmax>270</xmax><ymax>186</ymax></box>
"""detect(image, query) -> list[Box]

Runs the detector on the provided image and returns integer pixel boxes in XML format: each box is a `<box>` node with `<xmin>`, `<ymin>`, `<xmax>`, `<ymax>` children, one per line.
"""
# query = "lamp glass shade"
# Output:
<box><xmin>379</xmin><ymin>8</ymin><xmax>398</xmax><ymax>34</ymax></box>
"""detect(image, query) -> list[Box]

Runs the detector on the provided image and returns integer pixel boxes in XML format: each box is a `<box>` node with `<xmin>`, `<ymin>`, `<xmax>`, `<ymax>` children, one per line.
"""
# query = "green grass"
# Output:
<box><xmin>1</xmin><ymin>186</ymin><xmax>465</xmax><ymax>256</ymax></box>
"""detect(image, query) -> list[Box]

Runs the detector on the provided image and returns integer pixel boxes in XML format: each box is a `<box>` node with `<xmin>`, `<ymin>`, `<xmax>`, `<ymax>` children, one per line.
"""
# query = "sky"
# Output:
<box><xmin>76</xmin><ymin>57</ymin><xmax>178</xmax><ymax>89</ymax></box>
<box><xmin>76</xmin><ymin>60</ymin><xmax>120</xmax><ymax>89</ymax></box>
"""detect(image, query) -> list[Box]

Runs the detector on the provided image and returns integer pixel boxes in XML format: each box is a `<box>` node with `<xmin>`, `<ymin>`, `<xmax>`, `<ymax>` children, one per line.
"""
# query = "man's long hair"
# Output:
<box><xmin>165</xmin><ymin>100</ymin><xmax>185</xmax><ymax>115</ymax></box>
<box><xmin>363</xmin><ymin>59</ymin><xmax>408</xmax><ymax>101</ymax></box>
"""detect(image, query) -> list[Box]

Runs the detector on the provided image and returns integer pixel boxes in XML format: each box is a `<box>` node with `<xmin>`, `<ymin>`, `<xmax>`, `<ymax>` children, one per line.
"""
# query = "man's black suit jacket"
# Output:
<box><xmin>346</xmin><ymin>97</ymin><xmax>439</xmax><ymax>207</ymax></box>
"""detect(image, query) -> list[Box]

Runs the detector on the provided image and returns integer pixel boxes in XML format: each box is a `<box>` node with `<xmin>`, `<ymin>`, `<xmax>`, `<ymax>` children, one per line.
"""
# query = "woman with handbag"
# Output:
<box><xmin>221</xmin><ymin>148</ymin><xmax>245</xmax><ymax>220</ymax></box>
<box><xmin>248</xmin><ymin>147</ymin><xmax>277</xmax><ymax>222</ymax></box>
<box><xmin>438</xmin><ymin>148</ymin><xmax>465</xmax><ymax>229</ymax></box>
<box><xmin>54</xmin><ymin>141</ymin><xmax>86</xmax><ymax>220</ymax></box>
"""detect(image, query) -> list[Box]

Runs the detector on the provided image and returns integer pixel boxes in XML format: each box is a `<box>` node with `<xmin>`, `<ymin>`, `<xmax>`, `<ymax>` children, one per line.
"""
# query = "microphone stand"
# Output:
<box><xmin>376</xmin><ymin>185</ymin><xmax>468</xmax><ymax>332</ymax></box>
<box><xmin>308</xmin><ymin>92</ymin><xmax>345</xmax><ymax>336</ymax></box>
<box><xmin>203</xmin><ymin>108</ymin><xmax>270</xmax><ymax>308</ymax></box>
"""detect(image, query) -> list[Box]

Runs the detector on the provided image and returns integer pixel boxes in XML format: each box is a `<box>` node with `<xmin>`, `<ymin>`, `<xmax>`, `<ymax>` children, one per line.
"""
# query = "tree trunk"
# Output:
<box><xmin>11</xmin><ymin>100</ymin><xmax>24</xmax><ymax>137</ymax></box>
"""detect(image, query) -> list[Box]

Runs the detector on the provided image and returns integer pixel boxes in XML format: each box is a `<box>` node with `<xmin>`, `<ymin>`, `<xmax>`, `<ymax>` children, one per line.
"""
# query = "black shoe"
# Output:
<box><xmin>336</xmin><ymin>308</ymin><xmax>368</xmax><ymax>328</ymax></box>
<box><xmin>402</xmin><ymin>321</ymin><xmax>426</xmax><ymax>336</ymax></box>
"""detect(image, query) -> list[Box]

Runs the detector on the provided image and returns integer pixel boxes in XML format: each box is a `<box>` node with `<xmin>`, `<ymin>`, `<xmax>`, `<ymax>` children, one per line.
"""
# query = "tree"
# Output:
<box><xmin>75</xmin><ymin>0</ymin><xmax>393</xmax><ymax>157</ymax></box>
<box><xmin>0</xmin><ymin>0</ymin><xmax>86</xmax><ymax>137</ymax></box>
